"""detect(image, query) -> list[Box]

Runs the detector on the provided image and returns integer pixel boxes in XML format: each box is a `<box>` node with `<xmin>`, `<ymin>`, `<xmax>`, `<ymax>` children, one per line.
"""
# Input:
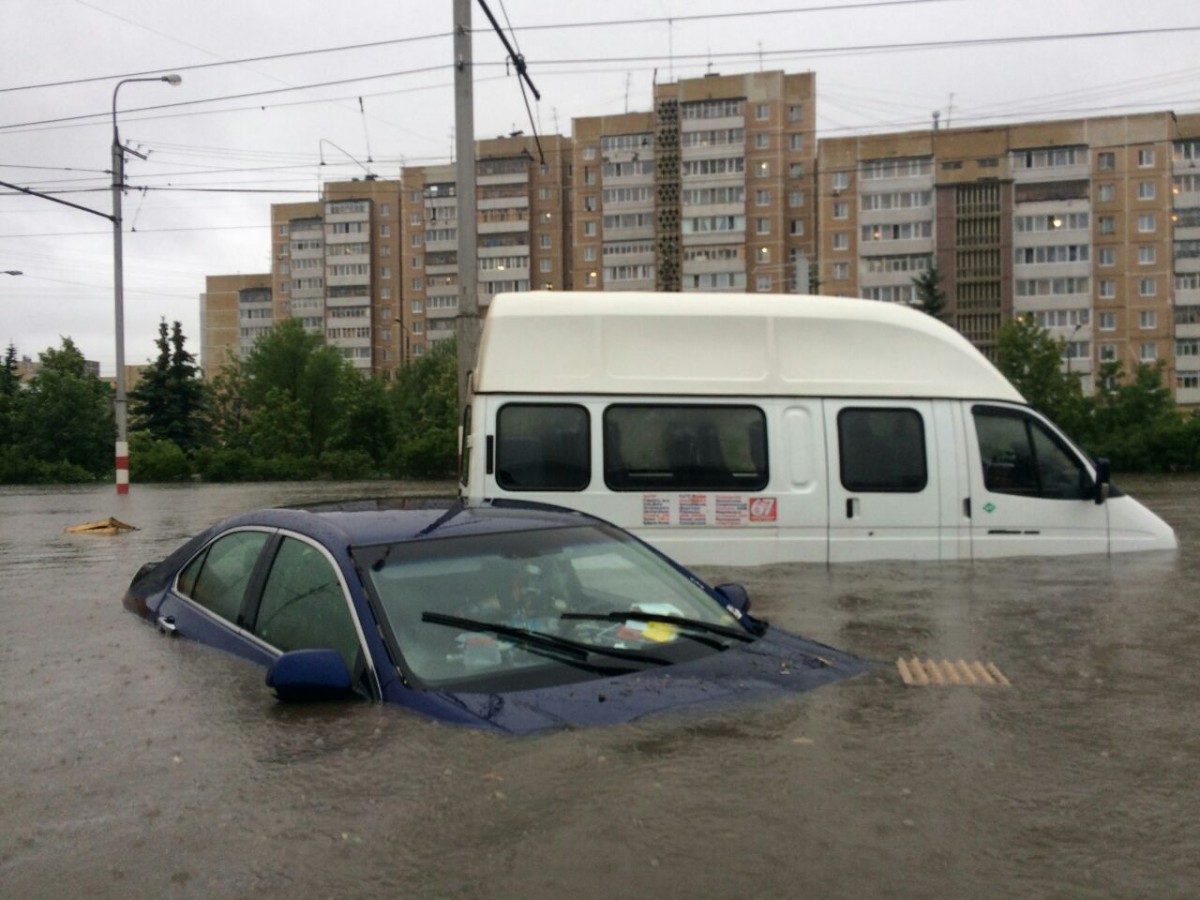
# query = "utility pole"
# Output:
<box><xmin>453</xmin><ymin>0</ymin><xmax>480</xmax><ymax>421</ymax></box>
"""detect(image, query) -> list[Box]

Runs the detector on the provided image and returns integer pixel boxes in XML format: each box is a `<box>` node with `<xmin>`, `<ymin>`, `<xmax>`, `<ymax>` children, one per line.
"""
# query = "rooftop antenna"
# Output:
<box><xmin>625</xmin><ymin>72</ymin><xmax>631</xmax><ymax>114</ymax></box>
<box><xmin>758</xmin><ymin>41</ymin><xmax>764</xmax><ymax>71</ymax></box>
<box><xmin>933</xmin><ymin>110</ymin><xmax>940</xmax><ymax>130</ymax></box>
<box><xmin>947</xmin><ymin>92</ymin><xmax>955</xmax><ymax>129</ymax></box>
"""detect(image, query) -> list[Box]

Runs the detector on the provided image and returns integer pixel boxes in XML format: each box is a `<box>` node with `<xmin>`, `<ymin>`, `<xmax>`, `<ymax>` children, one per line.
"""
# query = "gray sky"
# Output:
<box><xmin>2</xmin><ymin>0</ymin><xmax>1198</xmax><ymax>374</ymax></box>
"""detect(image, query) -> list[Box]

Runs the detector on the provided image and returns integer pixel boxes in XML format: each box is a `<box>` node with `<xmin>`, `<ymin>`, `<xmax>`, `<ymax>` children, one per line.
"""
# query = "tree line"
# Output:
<box><xmin>3</xmin><ymin>312</ymin><xmax>1200</xmax><ymax>485</ymax></box>
<box><xmin>0</xmin><ymin>319</ymin><xmax>458</xmax><ymax>484</ymax></box>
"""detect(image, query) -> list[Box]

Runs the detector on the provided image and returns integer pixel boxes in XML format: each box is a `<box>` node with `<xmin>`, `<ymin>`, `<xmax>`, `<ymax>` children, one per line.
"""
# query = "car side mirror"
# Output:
<box><xmin>266</xmin><ymin>648</ymin><xmax>354</xmax><ymax>702</ymax></box>
<box><xmin>1092</xmin><ymin>458</ymin><xmax>1111</xmax><ymax>506</ymax></box>
<box><xmin>715</xmin><ymin>583</ymin><xmax>752</xmax><ymax>614</ymax></box>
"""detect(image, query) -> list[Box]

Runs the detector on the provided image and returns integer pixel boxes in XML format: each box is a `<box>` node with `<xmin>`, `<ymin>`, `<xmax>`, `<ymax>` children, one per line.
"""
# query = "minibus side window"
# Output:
<box><xmin>973</xmin><ymin>406</ymin><xmax>1088</xmax><ymax>500</ymax></box>
<box><xmin>603</xmin><ymin>405</ymin><xmax>768</xmax><ymax>491</ymax></box>
<box><xmin>495</xmin><ymin>404</ymin><xmax>590</xmax><ymax>491</ymax></box>
<box><xmin>837</xmin><ymin>408</ymin><xmax>927</xmax><ymax>493</ymax></box>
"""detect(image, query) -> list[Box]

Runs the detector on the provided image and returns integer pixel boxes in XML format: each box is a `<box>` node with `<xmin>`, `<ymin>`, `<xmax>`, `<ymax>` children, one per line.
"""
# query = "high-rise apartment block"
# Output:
<box><xmin>199</xmin><ymin>70</ymin><xmax>1200</xmax><ymax>406</ymax></box>
<box><xmin>819</xmin><ymin>112</ymin><xmax>1200</xmax><ymax>403</ymax></box>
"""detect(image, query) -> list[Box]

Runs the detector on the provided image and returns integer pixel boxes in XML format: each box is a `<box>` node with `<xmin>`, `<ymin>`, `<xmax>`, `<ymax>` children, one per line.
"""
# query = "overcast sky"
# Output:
<box><xmin>3</xmin><ymin>0</ymin><xmax>1198</xmax><ymax>374</ymax></box>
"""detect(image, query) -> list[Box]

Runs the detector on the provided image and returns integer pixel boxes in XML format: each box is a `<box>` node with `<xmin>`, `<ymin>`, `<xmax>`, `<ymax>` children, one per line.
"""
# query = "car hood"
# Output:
<box><xmin>427</xmin><ymin>629</ymin><xmax>871</xmax><ymax>735</ymax></box>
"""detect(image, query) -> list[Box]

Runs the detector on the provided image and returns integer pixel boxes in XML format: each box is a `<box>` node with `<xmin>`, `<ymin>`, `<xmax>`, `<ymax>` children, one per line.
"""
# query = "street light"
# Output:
<box><xmin>111</xmin><ymin>74</ymin><xmax>180</xmax><ymax>495</ymax></box>
<box><xmin>1066</xmin><ymin>321</ymin><xmax>1084</xmax><ymax>376</ymax></box>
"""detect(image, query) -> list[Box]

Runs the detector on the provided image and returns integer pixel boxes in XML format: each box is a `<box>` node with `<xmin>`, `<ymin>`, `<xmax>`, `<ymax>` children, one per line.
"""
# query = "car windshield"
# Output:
<box><xmin>357</xmin><ymin>522</ymin><xmax>746</xmax><ymax>691</ymax></box>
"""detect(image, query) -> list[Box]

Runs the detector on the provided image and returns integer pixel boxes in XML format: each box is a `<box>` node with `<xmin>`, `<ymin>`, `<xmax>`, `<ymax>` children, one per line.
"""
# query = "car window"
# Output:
<box><xmin>837</xmin><ymin>407</ymin><xmax>927</xmax><ymax>493</ymax></box>
<box><xmin>177</xmin><ymin>530</ymin><xmax>269</xmax><ymax>623</ymax></box>
<box><xmin>253</xmin><ymin>537</ymin><xmax>361</xmax><ymax>670</ymax></box>
<box><xmin>603</xmin><ymin>404</ymin><xmax>768</xmax><ymax>491</ymax></box>
<box><xmin>974</xmin><ymin>406</ymin><xmax>1087</xmax><ymax>500</ymax></box>
<box><xmin>495</xmin><ymin>403</ymin><xmax>590</xmax><ymax>491</ymax></box>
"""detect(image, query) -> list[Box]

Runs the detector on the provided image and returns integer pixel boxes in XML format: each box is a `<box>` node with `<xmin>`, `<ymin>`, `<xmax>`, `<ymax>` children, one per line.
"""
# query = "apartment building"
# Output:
<box><xmin>200</xmin><ymin>272</ymin><xmax>274</xmax><ymax>373</ymax></box>
<box><xmin>399</xmin><ymin>134</ymin><xmax>572</xmax><ymax>357</ymax></box>
<box><xmin>650</xmin><ymin>70</ymin><xmax>818</xmax><ymax>295</ymax></box>
<box><xmin>819</xmin><ymin>112</ymin><xmax>1200</xmax><ymax>403</ymax></box>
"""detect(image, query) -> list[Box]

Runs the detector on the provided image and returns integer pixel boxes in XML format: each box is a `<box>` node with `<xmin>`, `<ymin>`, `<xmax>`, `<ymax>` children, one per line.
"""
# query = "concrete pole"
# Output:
<box><xmin>111</xmin><ymin>75</ymin><xmax>180</xmax><ymax>494</ymax></box>
<box><xmin>111</xmin><ymin>97</ymin><xmax>130</xmax><ymax>495</ymax></box>
<box><xmin>453</xmin><ymin>0</ymin><xmax>480</xmax><ymax>420</ymax></box>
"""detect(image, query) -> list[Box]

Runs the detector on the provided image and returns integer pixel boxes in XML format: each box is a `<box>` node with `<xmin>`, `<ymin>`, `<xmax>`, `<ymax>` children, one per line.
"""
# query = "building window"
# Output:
<box><xmin>583</xmin><ymin>146</ymin><xmax>596</xmax><ymax>160</ymax></box>
<box><xmin>583</xmin><ymin>221</ymin><xmax>597</xmax><ymax>237</ymax></box>
<box><xmin>380</xmin><ymin>224</ymin><xmax>391</xmax><ymax>237</ymax></box>
<box><xmin>1140</xmin><ymin>342</ymin><xmax>1158</xmax><ymax>361</ymax></box>
<box><xmin>756</xmin><ymin>189</ymin><xmax>770</xmax><ymax>206</ymax></box>
<box><xmin>789</xmin><ymin>134</ymin><xmax>805</xmax><ymax>152</ymax></box>
<box><xmin>1099</xmin><ymin>247</ymin><xmax>1115</xmax><ymax>266</ymax></box>
<box><xmin>539</xmin><ymin>259</ymin><xmax>552</xmax><ymax>273</ymax></box>
<box><xmin>833</xmin><ymin>262</ymin><xmax>849</xmax><ymax>280</ymax></box>
<box><xmin>1097</xmin><ymin>151</ymin><xmax>1116</xmax><ymax>171</ymax></box>
<box><xmin>1140</xmin><ymin>279</ymin><xmax>1157</xmax><ymax>298</ymax></box>
<box><xmin>1139</xmin><ymin>246</ymin><xmax>1157</xmax><ymax>265</ymax></box>
<box><xmin>411</xmin><ymin>300</ymin><xmax>423</xmax><ymax>312</ymax></box>
<box><xmin>410</xmin><ymin>212</ymin><xmax>421</xmax><ymax>225</ymax></box>
<box><xmin>380</xmin><ymin>266</ymin><xmax>391</xmax><ymax>278</ymax></box>
<box><xmin>833</xmin><ymin>233</ymin><xmax>849</xmax><ymax>251</ymax></box>
<box><xmin>758</xmin><ymin>161</ymin><xmax>770</xmax><ymax>178</ymax></box>
<box><xmin>1099</xmin><ymin>311</ymin><xmax>1116</xmax><ymax>330</ymax></box>
<box><xmin>1138</xmin><ymin>181</ymin><xmax>1157</xmax><ymax>200</ymax></box>
<box><xmin>411</xmin><ymin>278</ymin><xmax>423</xmax><ymax>291</ymax></box>
<box><xmin>1140</xmin><ymin>310</ymin><xmax>1158</xmax><ymax>328</ymax></box>
<box><xmin>583</xmin><ymin>246</ymin><xmax>597</xmax><ymax>261</ymax></box>
<box><xmin>756</xmin><ymin>217</ymin><xmax>770</xmax><ymax>235</ymax></box>
<box><xmin>755</xmin><ymin>103</ymin><xmax>770</xmax><ymax>120</ymax></box>
<box><xmin>788</xmin><ymin>104</ymin><xmax>803</xmax><ymax>123</ymax></box>
<box><xmin>790</xmin><ymin>219</ymin><xmax>805</xmax><ymax>236</ymax></box>
<box><xmin>1099</xmin><ymin>216</ymin><xmax>1115</xmax><ymax>235</ymax></box>
<box><xmin>413</xmin><ymin>255</ymin><xmax>422</xmax><ymax>268</ymax></box>
<box><xmin>833</xmin><ymin>202</ymin><xmax>848</xmax><ymax>219</ymax></box>
<box><xmin>832</xmin><ymin>171</ymin><xmax>850</xmax><ymax>191</ymax></box>
<box><xmin>789</xmin><ymin>191</ymin><xmax>805</xmax><ymax>208</ymax></box>
<box><xmin>1099</xmin><ymin>279</ymin><xmax>1116</xmax><ymax>299</ymax></box>
<box><xmin>1100</xmin><ymin>343</ymin><xmax>1116</xmax><ymax>361</ymax></box>
<box><xmin>1098</xmin><ymin>183</ymin><xmax>1115</xmax><ymax>202</ymax></box>
<box><xmin>755</xmin><ymin>133</ymin><xmax>770</xmax><ymax>150</ymax></box>
<box><xmin>539</xmin><ymin>234</ymin><xmax>552</xmax><ymax>249</ymax></box>
<box><xmin>756</xmin><ymin>274</ymin><xmax>772</xmax><ymax>292</ymax></box>
<box><xmin>584</xmin><ymin>169</ymin><xmax>596</xmax><ymax>186</ymax></box>
<box><xmin>539</xmin><ymin>187</ymin><xmax>551</xmax><ymax>200</ymax></box>
<box><xmin>381</xmin><ymin>287</ymin><xmax>391</xmax><ymax>300</ymax></box>
<box><xmin>1138</xmin><ymin>148</ymin><xmax>1156</xmax><ymax>168</ymax></box>
<box><xmin>789</xmin><ymin>162</ymin><xmax>805</xmax><ymax>178</ymax></box>
<box><xmin>411</xmin><ymin>234</ymin><xmax>422</xmax><ymax>247</ymax></box>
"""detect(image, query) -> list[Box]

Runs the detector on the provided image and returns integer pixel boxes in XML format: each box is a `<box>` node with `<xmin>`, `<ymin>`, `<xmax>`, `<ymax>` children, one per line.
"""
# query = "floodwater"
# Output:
<box><xmin>2</xmin><ymin>477</ymin><xmax>1198</xmax><ymax>899</ymax></box>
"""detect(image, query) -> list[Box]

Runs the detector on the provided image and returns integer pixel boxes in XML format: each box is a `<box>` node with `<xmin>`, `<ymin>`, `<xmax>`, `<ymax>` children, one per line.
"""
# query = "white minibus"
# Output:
<box><xmin>459</xmin><ymin>292</ymin><xmax>1176</xmax><ymax>566</ymax></box>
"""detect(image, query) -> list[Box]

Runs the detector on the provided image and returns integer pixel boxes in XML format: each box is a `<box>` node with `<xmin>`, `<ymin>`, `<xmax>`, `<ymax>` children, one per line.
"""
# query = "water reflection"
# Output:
<box><xmin>1</xmin><ymin>478</ymin><xmax>1198</xmax><ymax>898</ymax></box>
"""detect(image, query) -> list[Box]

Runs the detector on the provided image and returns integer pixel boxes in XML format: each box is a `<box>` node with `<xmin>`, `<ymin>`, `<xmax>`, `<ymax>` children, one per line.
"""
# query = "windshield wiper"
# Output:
<box><xmin>420</xmin><ymin>611</ymin><xmax>672</xmax><ymax>669</ymax></box>
<box><xmin>560</xmin><ymin>611</ymin><xmax>756</xmax><ymax>646</ymax></box>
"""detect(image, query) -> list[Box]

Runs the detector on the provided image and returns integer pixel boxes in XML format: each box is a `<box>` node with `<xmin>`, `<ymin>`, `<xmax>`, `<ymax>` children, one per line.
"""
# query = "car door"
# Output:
<box><xmin>824</xmin><ymin>400</ymin><xmax>943</xmax><ymax>562</ymax></box>
<box><xmin>964</xmin><ymin>403</ymin><xmax>1108</xmax><ymax>558</ymax></box>
<box><xmin>157</xmin><ymin>528</ymin><xmax>278</xmax><ymax>666</ymax></box>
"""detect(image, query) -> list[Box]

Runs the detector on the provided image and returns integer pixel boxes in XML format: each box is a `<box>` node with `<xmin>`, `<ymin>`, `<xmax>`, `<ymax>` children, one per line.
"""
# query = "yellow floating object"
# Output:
<box><xmin>65</xmin><ymin>517</ymin><xmax>138</xmax><ymax>535</ymax></box>
<box><xmin>896</xmin><ymin>657</ymin><xmax>1010</xmax><ymax>687</ymax></box>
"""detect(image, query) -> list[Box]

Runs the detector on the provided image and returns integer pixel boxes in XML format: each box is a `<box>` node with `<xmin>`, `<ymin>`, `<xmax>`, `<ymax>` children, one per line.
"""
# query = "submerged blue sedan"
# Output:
<box><xmin>124</xmin><ymin>500</ymin><xmax>867</xmax><ymax>733</ymax></box>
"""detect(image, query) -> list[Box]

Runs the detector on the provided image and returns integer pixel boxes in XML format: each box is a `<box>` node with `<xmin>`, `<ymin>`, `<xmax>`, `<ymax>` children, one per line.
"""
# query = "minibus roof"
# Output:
<box><xmin>473</xmin><ymin>291</ymin><xmax>1025</xmax><ymax>402</ymax></box>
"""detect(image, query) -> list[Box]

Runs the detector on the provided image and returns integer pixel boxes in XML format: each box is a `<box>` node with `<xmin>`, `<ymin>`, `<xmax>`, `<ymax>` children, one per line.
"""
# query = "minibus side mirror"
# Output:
<box><xmin>1092</xmin><ymin>458</ymin><xmax>1111</xmax><ymax>505</ymax></box>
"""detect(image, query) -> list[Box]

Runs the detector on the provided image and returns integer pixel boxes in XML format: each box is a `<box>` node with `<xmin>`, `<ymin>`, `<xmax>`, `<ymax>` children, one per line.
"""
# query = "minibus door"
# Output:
<box><xmin>964</xmin><ymin>404</ymin><xmax>1109</xmax><ymax>558</ymax></box>
<box><xmin>824</xmin><ymin>401</ymin><xmax>942</xmax><ymax>562</ymax></box>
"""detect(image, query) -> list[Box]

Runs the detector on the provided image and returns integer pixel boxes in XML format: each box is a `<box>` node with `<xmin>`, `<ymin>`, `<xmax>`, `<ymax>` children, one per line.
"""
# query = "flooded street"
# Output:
<box><xmin>2</xmin><ymin>477</ymin><xmax>1198</xmax><ymax>898</ymax></box>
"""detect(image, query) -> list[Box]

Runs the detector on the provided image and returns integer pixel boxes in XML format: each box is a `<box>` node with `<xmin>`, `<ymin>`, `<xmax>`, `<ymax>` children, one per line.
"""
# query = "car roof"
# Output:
<box><xmin>217</xmin><ymin>500</ymin><xmax>601</xmax><ymax>549</ymax></box>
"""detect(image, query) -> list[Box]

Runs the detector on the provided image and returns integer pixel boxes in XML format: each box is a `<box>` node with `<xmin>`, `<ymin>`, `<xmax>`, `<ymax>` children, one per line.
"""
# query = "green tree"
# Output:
<box><xmin>326</xmin><ymin>374</ymin><xmax>395</xmax><ymax>469</ymax></box>
<box><xmin>911</xmin><ymin>264</ymin><xmax>948</xmax><ymax>320</ymax></box>
<box><xmin>390</xmin><ymin>340</ymin><xmax>459</xmax><ymax>478</ymax></box>
<box><xmin>0</xmin><ymin>343</ymin><xmax>20</xmax><ymax>447</ymax></box>
<box><xmin>15</xmin><ymin>337</ymin><xmax>112</xmax><ymax>478</ymax></box>
<box><xmin>241</xmin><ymin>319</ymin><xmax>355</xmax><ymax>458</ymax></box>
<box><xmin>129</xmin><ymin>319</ymin><xmax>208</xmax><ymax>453</ymax></box>
<box><xmin>206</xmin><ymin>353</ymin><xmax>250</xmax><ymax>450</ymax></box>
<box><xmin>994</xmin><ymin>317</ymin><xmax>1086</xmax><ymax>433</ymax></box>
<box><xmin>1089</xmin><ymin>362</ymin><xmax>1193</xmax><ymax>470</ymax></box>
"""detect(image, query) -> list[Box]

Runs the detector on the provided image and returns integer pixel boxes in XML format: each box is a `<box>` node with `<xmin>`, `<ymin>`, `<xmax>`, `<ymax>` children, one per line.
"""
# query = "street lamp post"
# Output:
<box><xmin>111</xmin><ymin>74</ymin><xmax>180</xmax><ymax>494</ymax></box>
